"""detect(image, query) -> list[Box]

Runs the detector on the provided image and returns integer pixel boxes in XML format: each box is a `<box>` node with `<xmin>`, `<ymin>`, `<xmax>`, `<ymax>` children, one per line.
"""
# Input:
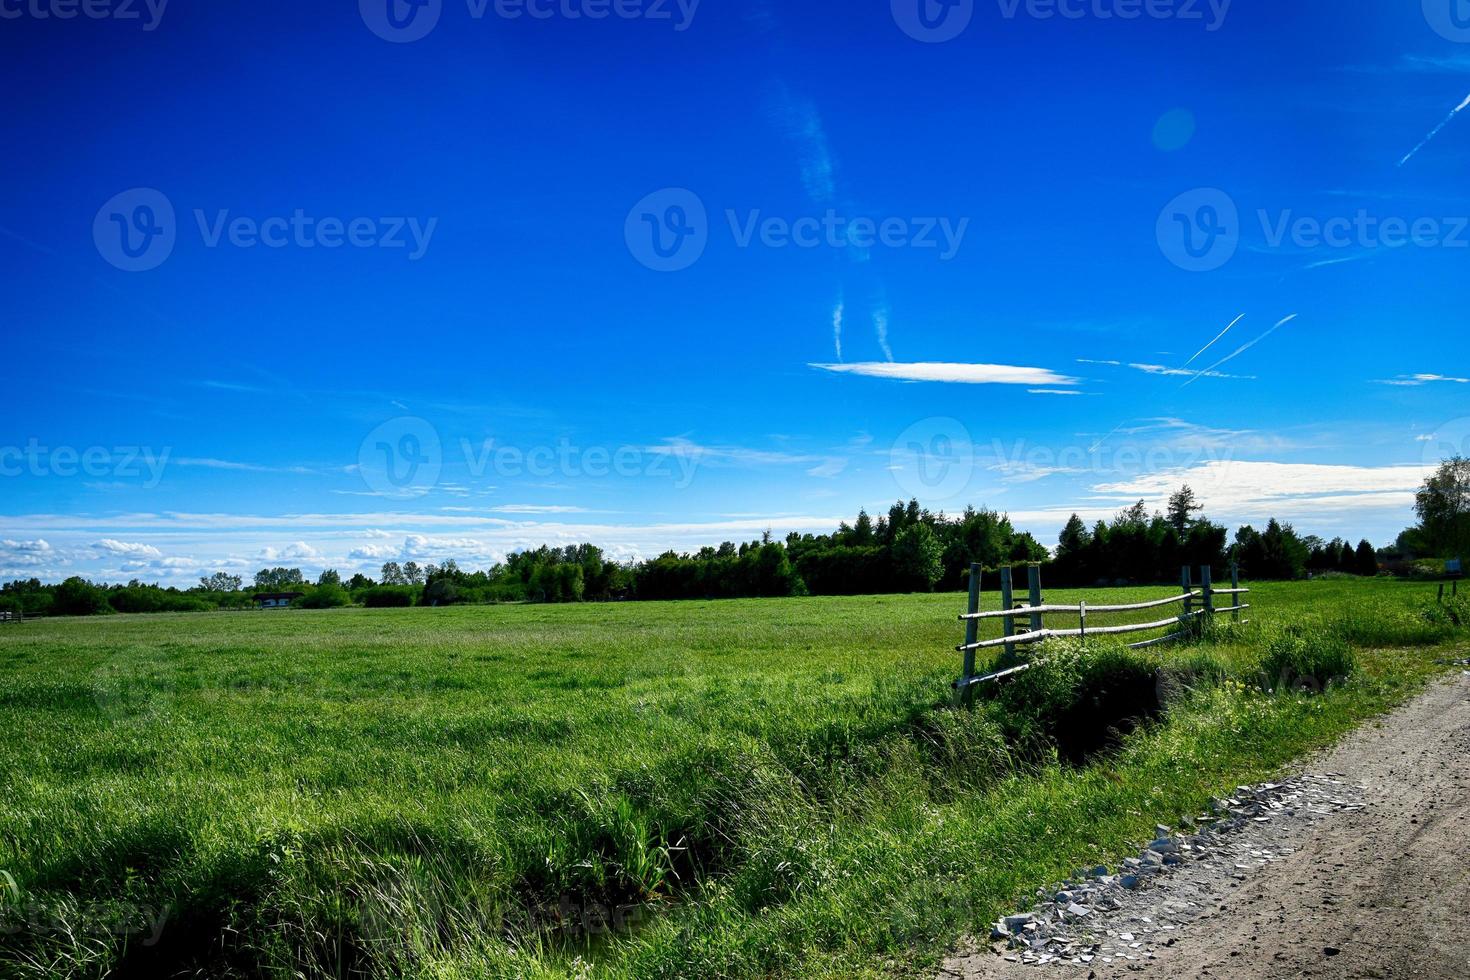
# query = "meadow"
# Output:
<box><xmin>0</xmin><ymin>578</ymin><xmax>1463</xmax><ymax>979</ymax></box>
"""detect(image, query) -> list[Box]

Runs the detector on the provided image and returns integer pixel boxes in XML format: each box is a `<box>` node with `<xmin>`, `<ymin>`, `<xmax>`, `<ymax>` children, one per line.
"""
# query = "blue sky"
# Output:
<box><xmin>2</xmin><ymin>0</ymin><xmax>1469</xmax><ymax>585</ymax></box>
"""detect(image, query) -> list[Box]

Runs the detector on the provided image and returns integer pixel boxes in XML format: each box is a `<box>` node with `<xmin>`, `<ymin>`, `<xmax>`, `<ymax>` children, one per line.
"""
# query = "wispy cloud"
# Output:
<box><xmin>770</xmin><ymin>83</ymin><xmax>836</xmax><ymax>206</ymax></box>
<box><xmin>486</xmin><ymin>504</ymin><xmax>591</xmax><ymax>514</ymax></box>
<box><xmin>811</xmin><ymin>362</ymin><xmax>1079</xmax><ymax>386</ymax></box>
<box><xmin>1028</xmin><ymin>389</ymin><xmax>1084</xmax><ymax>396</ymax></box>
<box><xmin>832</xmin><ymin>295</ymin><xmax>844</xmax><ymax>360</ymax></box>
<box><xmin>1399</xmin><ymin>90</ymin><xmax>1470</xmax><ymax>167</ymax></box>
<box><xmin>174</xmin><ymin>457</ymin><xmax>321</xmax><ymax>476</ymax></box>
<box><xmin>1374</xmin><ymin>373</ymin><xmax>1470</xmax><ymax>387</ymax></box>
<box><xmin>1131</xmin><ymin>363</ymin><xmax>1256</xmax><ymax>380</ymax></box>
<box><xmin>873</xmin><ymin>303</ymin><xmax>894</xmax><ymax>362</ymax></box>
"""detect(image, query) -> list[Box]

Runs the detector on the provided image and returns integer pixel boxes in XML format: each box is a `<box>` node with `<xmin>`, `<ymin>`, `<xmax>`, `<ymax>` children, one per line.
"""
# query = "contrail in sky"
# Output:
<box><xmin>1184</xmin><ymin>313</ymin><xmax>1246</xmax><ymax>367</ymax></box>
<box><xmin>1399</xmin><ymin>91</ymin><xmax>1470</xmax><ymax>167</ymax></box>
<box><xmin>832</xmin><ymin>296</ymin><xmax>844</xmax><ymax>361</ymax></box>
<box><xmin>1182</xmin><ymin>314</ymin><xmax>1298</xmax><ymax>388</ymax></box>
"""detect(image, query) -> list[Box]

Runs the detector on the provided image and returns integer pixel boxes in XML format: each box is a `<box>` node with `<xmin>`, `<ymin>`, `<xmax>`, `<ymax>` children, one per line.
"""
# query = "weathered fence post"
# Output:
<box><xmin>1230</xmin><ymin>561</ymin><xmax>1241</xmax><ymax>625</ymax></box>
<box><xmin>1200</xmin><ymin>565</ymin><xmax>1214</xmax><ymax>626</ymax></box>
<box><xmin>1181</xmin><ymin>566</ymin><xmax>1193</xmax><ymax>622</ymax></box>
<box><xmin>1027</xmin><ymin>565</ymin><xmax>1044</xmax><ymax>637</ymax></box>
<box><xmin>1078</xmin><ymin>600</ymin><xmax>1087</xmax><ymax>641</ymax></box>
<box><xmin>957</xmin><ymin>563</ymin><xmax>982</xmax><ymax>705</ymax></box>
<box><xmin>1000</xmin><ymin>566</ymin><xmax>1016</xmax><ymax>661</ymax></box>
<box><xmin>1439</xmin><ymin>583</ymin><xmax>1446</xmax><ymax>603</ymax></box>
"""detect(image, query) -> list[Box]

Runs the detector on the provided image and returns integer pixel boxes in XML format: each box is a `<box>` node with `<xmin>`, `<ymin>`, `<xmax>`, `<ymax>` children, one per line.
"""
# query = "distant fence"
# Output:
<box><xmin>0</xmin><ymin>610</ymin><xmax>22</xmax><ymax>624</ymax></box>
<box><xmin>952</xmin><ymin>563</ymin><xmax>1250</xmax><ymax>702</ymax></box>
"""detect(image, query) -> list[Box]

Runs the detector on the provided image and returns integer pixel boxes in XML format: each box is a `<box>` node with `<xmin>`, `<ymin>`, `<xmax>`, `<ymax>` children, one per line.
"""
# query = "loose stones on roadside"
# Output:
<box><xmin>988</xmin><ymin>774</ymin><xmax>1367</xmax><ymax>967</ymax></box>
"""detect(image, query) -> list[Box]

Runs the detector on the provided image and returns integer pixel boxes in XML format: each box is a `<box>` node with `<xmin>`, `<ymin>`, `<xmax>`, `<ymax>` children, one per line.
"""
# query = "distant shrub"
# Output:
<box><xmin>52</xmin><ymin>577</ymin><xmax>111</xmax><ymax>617</ymax></box>
<box><xmin>159</xmin><ymin>597</ymin><xmax>213</xmax><ymax>613</ymax></box>
<box><xmin>299</xmin><ymin>584</ymin><xmax>351</xmax><ymax>610</ymax></box>
<box><xmin>1259</xmin><ymin>624</ymin><xmax>1356</xmax><ymax>693</ymax></box>
<box><xmin>361</xmin><ymin>587</ymin><xmax>414</xmax><ymax>608</ymax></box>
<box><xmin>422</xmin><ymin>579</ymin><xmax>460</xmax><ymax>607</ymax></box>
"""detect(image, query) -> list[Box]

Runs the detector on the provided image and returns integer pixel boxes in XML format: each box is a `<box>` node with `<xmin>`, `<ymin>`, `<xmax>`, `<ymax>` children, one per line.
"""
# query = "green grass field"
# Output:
<box><xmin>0</xmin><ymin>579</ymin><xmax>1463</xmax><ymax>979</ymax></box>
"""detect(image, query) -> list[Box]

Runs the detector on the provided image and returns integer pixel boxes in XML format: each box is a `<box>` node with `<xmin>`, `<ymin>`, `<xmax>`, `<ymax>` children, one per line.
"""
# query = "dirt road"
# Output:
<box><xmin>943</xmin><ymin>671</ymin><xmax>1470</xmax><ymax>980</ymax></box>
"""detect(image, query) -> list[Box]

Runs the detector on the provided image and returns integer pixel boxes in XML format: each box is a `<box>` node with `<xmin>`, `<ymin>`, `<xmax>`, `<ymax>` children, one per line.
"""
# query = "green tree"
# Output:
<box><xmin>254</xmin><ymin>567</ymin><xmax>304</xmax><ymax>591</ymax></box>
<box><xmin>1166</xmin><ymin>485</ymin><xmax>1202</xmax><ymax>535</ymax></box>
<box><xmin>1354</xmin><ymin>539</ymin><xmax>1378</xmax><ymax>577</ymax></box>
<box><xmin>1414</xmin><ymin>456</ymin><xmax>1470</xmax><ymax>558</ymax></box>
<box><xmin>53</xmin><ymin>577</ymin><xmax>110</xmax><ymax>616</ymax></box>
<box><xmin>199</xmin><ymin>572</ymin><xmax>242</xmax><ymax>593</ymax></box>
<box><xmin>317</xmin><ymin>568</ymin><xmax>341</xmax><ymax>587</ymax></box>
<box><xmin>891</xmin><ymin>523</ymin><xmax>943</xmax><ymax>592</ymax></box>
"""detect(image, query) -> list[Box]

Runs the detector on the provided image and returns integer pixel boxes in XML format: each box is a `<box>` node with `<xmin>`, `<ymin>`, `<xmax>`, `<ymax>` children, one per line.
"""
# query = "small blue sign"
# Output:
<box><xmin>1448</xmin><ymin>558</ymin><xmax>1463</xmax><ymax>576</ymax></box>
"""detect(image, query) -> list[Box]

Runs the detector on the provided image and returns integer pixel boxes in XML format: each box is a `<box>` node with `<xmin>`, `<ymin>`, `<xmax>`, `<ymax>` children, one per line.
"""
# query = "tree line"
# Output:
<box><xmin>6</xmin><ymin>456</ymin><xmax>1466</xmax><ymax>617</ymax></box>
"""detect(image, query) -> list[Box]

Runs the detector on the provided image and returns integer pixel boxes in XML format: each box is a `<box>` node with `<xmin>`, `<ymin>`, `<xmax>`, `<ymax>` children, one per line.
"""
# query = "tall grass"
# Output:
<box><xmin>0</xmin><ymin>578</ymin><xmax>1461</xmax><ymax>978</ymax></box>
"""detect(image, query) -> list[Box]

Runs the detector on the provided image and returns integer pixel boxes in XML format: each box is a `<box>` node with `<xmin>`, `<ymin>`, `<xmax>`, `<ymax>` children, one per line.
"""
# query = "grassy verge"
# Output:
<box><xmin>0</xmin><ymin>579</ymin><xmax>1462</xmax><ymax>978</ymax></box>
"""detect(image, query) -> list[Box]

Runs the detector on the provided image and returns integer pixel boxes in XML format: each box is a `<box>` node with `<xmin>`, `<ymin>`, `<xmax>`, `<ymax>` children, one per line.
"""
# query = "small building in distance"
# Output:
<box><xmin>253</xmin><ymin>592</ymin><xmax>303</xmax><ymax>609</ymax></box>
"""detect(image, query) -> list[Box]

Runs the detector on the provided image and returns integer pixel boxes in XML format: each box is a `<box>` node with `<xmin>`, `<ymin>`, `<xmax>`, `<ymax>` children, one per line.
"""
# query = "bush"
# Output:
<box><xmin>990</xmin><ymin>642</ymin><xmax>1164</xmax><ymax>763</ymax></box>
<box><xmin>1258</xmin><ymin>624</ymin><xmax>1356</xmax><ymax>693</ymax></box>
<box><xmin>299</xmin><ymin>584</ymin><xmax>351</xmax><ymax>610</ymax></box>
<box><xmin>422</xmin><ymin>579</ymin><xmax>460</xmax><ymax>606</ymax></box>
<box><xmin>52</xmin><ymin>577</ymin><xmax>111</xmax><ymax>617</ymax></box>
<box><xmin>361</xmin><ymin>587</ymin><xmax>414</xmax><ymax>609</ymax></box>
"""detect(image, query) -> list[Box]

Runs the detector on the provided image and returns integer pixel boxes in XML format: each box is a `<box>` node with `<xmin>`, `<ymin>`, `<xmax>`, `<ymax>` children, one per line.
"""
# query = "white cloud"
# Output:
<box><xmin>174</xmin><ymin>457</ymin><xmax>319</xmax><ymax>475</ymax></box>
<box><xmin>1091</xmin><ymin>460</ymin><xmax>1433</xmax><ymax>518</ymax></box>
<box><xmin>811</xmin><ymin>361</ymin><xmax>1078</xmax><ymax>386</ymax></box>
<box><xmin>92</xmin><ymin>539</ymin><xmax>163</xmax><ymax>559</ymax></box>
<box><xmin>486</xmin><ymin>505</ymin><xmax>590</xmax><ymax>515</ymax></box>
<box><xmin>2</xmin><ymin>538</ymin><xmax>51</xmax><ymax>553</ymax></box>
<box><xmin>348</xmin><ymin>544</ymin><xmax>399</xmax><ymax>560</ymax></box>
<box><xmin>1374</xmin><ymin>374</ymin><xmax>1470</xmax><ymax>387</ymax></box>
<box><xmin>259</xmin><ymin>542</ymin><xmax>321</xmax><ymax>561</ymax></box>
<box><xmin>1129</xmin><ymin>363</ymin><xmax>1255</xmax><ymax>380</ymax></box>
<box><xmin>1028</xmin><ymin>389</ymin><xmax>1084</xmax><ymax>396</ymax></box>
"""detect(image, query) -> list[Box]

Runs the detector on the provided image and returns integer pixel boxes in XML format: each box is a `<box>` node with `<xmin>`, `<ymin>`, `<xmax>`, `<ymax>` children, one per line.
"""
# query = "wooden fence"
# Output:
<box><xmin>0</xmin><ymin>610</ymin><xmax>22</xmax><ymax>624</ymax></box>
<box><xmin>953</xmin><ymin>563</ymin><xmax>1250</xmax><ymax>702</ymax></box>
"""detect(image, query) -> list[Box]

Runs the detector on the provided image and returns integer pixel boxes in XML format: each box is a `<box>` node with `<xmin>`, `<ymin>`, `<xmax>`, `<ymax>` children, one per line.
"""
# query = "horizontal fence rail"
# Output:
<box><xmin>952</xmin><ymin>563</ymin><xmax>1251</xmax><ymax>703</ymax></box>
